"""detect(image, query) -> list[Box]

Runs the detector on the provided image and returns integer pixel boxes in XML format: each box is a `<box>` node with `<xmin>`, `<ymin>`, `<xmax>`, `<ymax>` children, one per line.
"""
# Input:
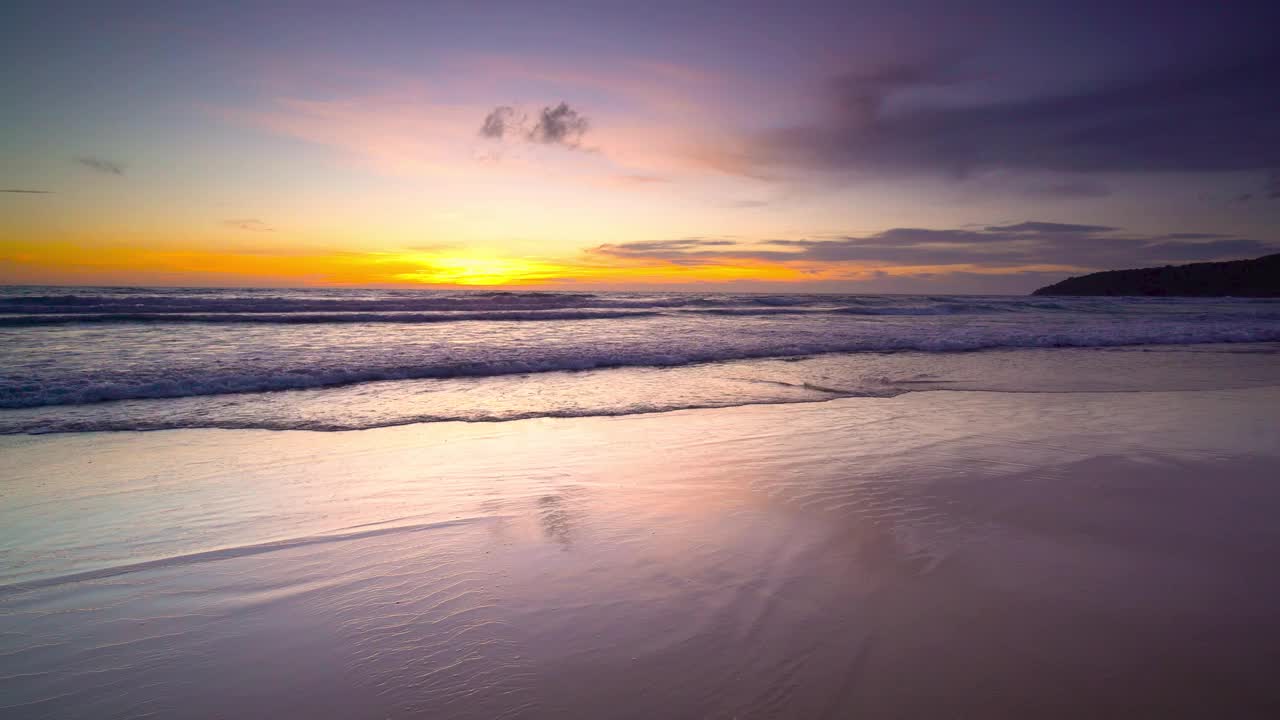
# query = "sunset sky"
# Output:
<box><xmin>3</xmin><ymin>1</ymin><xmax>1279</xmax><ymax>292</ymax></box>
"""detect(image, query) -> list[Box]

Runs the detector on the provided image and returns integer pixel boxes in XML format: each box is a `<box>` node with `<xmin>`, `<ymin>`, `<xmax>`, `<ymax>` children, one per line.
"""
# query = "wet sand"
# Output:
<box><xmin>2</xmin><ymin>388</ymin><xmax>1280</xmax><ymax>718</ymax></box>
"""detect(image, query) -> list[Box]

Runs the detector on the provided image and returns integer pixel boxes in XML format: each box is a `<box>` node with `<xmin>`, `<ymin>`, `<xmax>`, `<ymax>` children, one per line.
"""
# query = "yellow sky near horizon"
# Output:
<box><xmin>0</xmin><ymin>237</ymin><xmax>817</xmax><ymax>287</ymax></box>
<box><xmin>1</xmin><ymin>235</ymin><xmax>1080</xmax><ymax>290</ymax></box>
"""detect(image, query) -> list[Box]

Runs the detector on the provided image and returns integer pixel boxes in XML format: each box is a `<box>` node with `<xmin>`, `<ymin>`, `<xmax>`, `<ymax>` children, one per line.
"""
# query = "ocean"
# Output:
<box><xmin>3</xmin><ymin>286</ymin><xmax>1280</xmax><ymax>434</ymax></box>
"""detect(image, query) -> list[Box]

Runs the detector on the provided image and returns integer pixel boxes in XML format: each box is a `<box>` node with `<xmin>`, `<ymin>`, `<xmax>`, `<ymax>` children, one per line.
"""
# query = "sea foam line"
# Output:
<box><xmin>0</xmin><ymin>516</ymin><xmax>505</xmax><ymax>595</ymax></box>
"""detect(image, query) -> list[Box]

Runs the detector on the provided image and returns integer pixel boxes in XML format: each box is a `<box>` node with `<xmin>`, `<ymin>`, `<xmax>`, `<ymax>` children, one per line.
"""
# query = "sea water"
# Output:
<box><xmin>3</xmin><ymin>286</ymin><xmax>1279</xmax><ymax>433</ymax></box>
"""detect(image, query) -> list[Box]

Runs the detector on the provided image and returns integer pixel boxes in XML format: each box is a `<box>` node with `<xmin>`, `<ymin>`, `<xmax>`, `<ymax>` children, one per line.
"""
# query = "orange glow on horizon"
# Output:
<box><xmin>1</xmin><ymin>239</ymin><xmax>820</xmax><ymax>287</ymax></box>
<box><xmin>1</xmin><ymin>238</ymin><xmax>1085</xmax><ymax>289</ymax></box>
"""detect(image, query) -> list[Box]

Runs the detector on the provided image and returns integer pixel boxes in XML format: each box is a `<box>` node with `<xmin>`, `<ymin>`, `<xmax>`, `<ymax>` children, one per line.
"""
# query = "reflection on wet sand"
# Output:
<box><xmin>537</xmin><ymin>491</ymin><xmax>578</xmax><ymax>549</ymax></box>
<box><xmin>1</xmin><ymin>388</ymin><xmax>1279</xmax><ymax>717</ymax></box>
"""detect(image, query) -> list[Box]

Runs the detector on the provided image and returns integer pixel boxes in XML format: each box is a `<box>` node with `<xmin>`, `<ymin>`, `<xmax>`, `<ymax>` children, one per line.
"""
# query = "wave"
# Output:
<box><xmin>10</xmin><ymin>301</ymin><xmax>1278</xmax><ymax>325</ymax></box>
<box><xmin>7</xmin><ymin>377</ymin><xmax>1278</xmax><ymax>435</ymax></box>
<box><xmin>0</xmin><ymin>291</ymin><xmax>718</xmax><ymax>314</ymax></box>
<box><xmin>0</xmin><ymin>306</ymin><xmax>1030</xmax><ymax>325</ymax></box>
<box><xmin>10</xmin><ymin>291</ymin><xmax>1271</xmax><ymax>317</ymax></box>
<box><xmin>0</xmin><ymin>310</ymin><xmax>664</xmax><ymax>326</ymax></box>
<box><xmin>0</xmin><ymin>394</ymin><xmax>882</xmax><ymax>435</ymax></box>
<box><xmin>5</xmin><ymin>329</ymin><xmax>1280</xmax><ymax>409</ymax></box>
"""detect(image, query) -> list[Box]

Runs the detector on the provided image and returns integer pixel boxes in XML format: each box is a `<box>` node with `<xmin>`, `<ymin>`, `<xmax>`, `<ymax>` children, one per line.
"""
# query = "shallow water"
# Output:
<box><xmin>2</xmin><ymin>386</ymin><xmax>1280</xmax><ymax>717</ymax></box>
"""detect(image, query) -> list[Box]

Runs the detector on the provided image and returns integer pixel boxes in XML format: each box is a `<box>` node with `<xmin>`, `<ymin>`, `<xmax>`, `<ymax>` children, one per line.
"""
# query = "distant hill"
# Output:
<box><xmin>1032</xmin><ymin>254</ymin><xmax>1280</xmax><ymax>297</ymax></box>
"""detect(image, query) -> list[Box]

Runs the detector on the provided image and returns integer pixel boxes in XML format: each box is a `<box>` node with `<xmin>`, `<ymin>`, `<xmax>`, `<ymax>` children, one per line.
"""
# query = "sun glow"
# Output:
<box><xmin>381</xmin><ymin>248</ymin><xmax>825</xmax><ymax>286</ymax></box>
<box><xmin>389</xmin><ymin>253</ymin><xmax>575</xmax><ymax>285</ymax></box>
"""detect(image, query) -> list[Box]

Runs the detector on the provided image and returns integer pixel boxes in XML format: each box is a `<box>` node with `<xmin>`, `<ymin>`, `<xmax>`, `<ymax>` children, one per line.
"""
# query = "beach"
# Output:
<box><xmin>8</xmin><ymin>1</ymin><xmax>1280</xmax><ymax>714</ymax></box>
<box><xmin>4</xmin><ymin>384</ymin><xmax>1280</xmax><ymax>718</ymax></box>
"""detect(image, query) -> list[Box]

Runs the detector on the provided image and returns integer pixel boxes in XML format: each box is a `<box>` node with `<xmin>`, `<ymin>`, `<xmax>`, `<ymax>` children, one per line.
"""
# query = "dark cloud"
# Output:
<box><xmin>984</xmin><ymin>222</ymin><xmax>1118</xmax><ymax>234</ymax></box>
<box><xmin>529</xmin><ymin>102</ymin><xmax>588</xmax><ymax>147</ymax></box>
<box><xmin>613</xmin><ymin>238</ymin><xmax>740</xmax><ymax>251</ymax></box>
<box><xmin>874</xmin><ymin>228</ymin><xmax>1011</xmax><ymax>245</ymax></box>
<box><xmin>595</xmin><ymin>237</ymin><xmax>794</xmax><ymax>266</ymax></box>
<box><xmin>828</xmin><ymin>59</ymin><xmax>961</xmax><ymax>128</ymax></box>
<box><xmin>1</xmin><ymin>189</ymin><xmax>53</xmax><ymax>193</ymax></box>
<box><xmin>1138</xmin><ymin>238</ymin><xmax>1269</xmax><ymax>261</ymax></box>
<box><xmin>1268</xmin><ymin>170</ymin><xmax>1280</xmax><ymax>199</ymax></box>
<box><xmin>593</xmin><ymin>221</ymin><xmax>1276</xmax><ymax>270</ymax></box>
<box><xmin>479</xmin><ymin>106</ymin><xmax>518</xmax><ymax>139</ymax></box>
<box><xmin>223</xmin><ymin>218</ymin><xmax>275</xmax><ymax>232</ymax></box>
<box><xmin>76</xmin><ymin>156</ymin><xmax>124</xmax><ymax>175</ymax></box>
<box><xmin>759</xmin><ymin>51</ymin><xmax>1280</xmax><ymax>178</ymax></box>
<box><xmin>478</xmin><ymin>102</ymin><xmax>589</xmax><ymax>149</ymax></box>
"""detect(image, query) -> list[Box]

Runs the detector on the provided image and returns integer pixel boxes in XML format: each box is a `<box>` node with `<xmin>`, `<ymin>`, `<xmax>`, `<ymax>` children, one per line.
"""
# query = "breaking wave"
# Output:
<box><xmin>4</xmin><ymin>326</ymin><xmax>1280</xmax><ymax>409</ymax></box>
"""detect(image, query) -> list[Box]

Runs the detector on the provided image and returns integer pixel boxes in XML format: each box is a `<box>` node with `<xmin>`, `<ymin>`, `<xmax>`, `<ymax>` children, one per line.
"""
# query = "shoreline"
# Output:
<box><xmin>3</xmin><ymin>387</ymin><xmax>1279</xmax><ymax>717</ymax></box>
<box><xmin>4</xmin><ymin>340</ymin><xmax>1280</xmax><ymax>436</ymax></box>
<box><xmin>3</xmin><ymin>380</ymin><xmax>1280</xmax><ymax>437</ymax></box>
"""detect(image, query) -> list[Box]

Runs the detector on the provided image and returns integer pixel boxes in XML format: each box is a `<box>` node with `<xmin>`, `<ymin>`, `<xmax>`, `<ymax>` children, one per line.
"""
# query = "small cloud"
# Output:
<box><xmin>1268</xmin><ymin>169</ymin><xmax>1280</xmax><ymax>199</ymax></box>
<box><xmin>76</xmin><ymin>156</ymin><xmax>124</xmax><ymax>175</ymax></box>
<box><xmin>223</xmin><ymin>218</ymin><xmax>275</xmax><ymax>232</ymax></box>
<box><xmin>593</xmin><ymin>237</ymin><xmax>795</xmax><ymax>266</ymax></box>
<box><xmin>479</xmin><ymin>106</ymin><xmax>519</xmax><ymax>140</ymax></box>
<box><xmin>528</xmin><ymin>102</ymin><xmax>588</xmax><ymax>147</ymax></box>
<box><xmin>1</xmin><ymin>189</ymin><xmax>53</xmax><ymax>193</ymax></box>
<box><xmin>602</xmin><ymin>237</ymin><xmax>741</xmax><ymax>253</ymax></box>
<box><xmin>478</xmin><ymin>102</ymin><xmax>589</xmax><ymax>149</ymax></box>
<box><xmin>727</xmin><ymin>199</ymin><xmax>769</xmax><ymax>208</ymax></box>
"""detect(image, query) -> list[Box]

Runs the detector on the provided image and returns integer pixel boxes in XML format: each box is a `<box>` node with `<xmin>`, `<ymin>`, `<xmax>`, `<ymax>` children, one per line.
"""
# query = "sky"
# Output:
<box><xmin>2</xmin><ymin>0</ymin><xmax>1279</xmax><ymax>292</ymax></box>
